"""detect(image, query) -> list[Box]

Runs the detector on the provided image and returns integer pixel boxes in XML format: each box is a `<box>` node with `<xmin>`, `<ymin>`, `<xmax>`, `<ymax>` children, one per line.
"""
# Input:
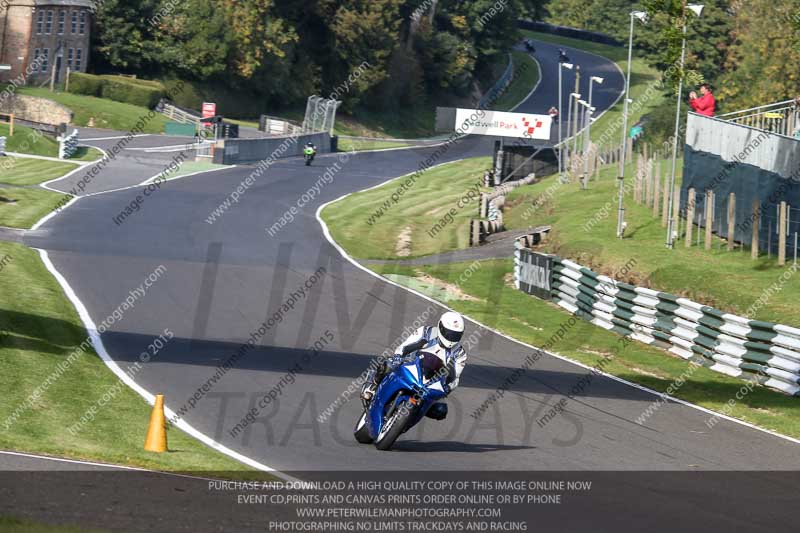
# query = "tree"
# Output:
<box><xmin>92</xmin><ymin>0</ymin><xmax>161</xmax><ymax>71</ymax></box>
<box><xmin>717</xmin><ymin>0</ymin><xmax>800</xmax><ymax>110</ymax></box>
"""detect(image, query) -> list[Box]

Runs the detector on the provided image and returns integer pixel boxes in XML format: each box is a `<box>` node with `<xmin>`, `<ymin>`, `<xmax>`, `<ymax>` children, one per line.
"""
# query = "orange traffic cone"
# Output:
<box><xmin>144</xmin><ymin>394</ymin><xmax>168</xmax><ymax>452</ymax></box>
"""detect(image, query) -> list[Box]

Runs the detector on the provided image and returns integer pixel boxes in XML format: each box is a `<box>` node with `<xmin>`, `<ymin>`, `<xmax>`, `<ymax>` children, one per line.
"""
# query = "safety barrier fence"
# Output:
<box><xmin>470</xmin><ymin>173</ymin><xmax>538</xmax><ymax>246</ymax></box>
<box><xmin>58</xmin><ymin>129</ymin><xmax>79</xmax><ymax>159</ymax></box>
<box><xmin>514</xmin><ymin>248</ymin><xmax>800</xmax><ymax>396</ymax></box>
<box><xmin>478</xmin><ymin>53</ymin><xmax>514</xmax><ymax>110</ymax></box>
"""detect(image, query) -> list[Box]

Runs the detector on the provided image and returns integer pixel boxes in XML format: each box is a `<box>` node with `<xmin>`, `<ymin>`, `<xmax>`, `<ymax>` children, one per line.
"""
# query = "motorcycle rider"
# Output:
<box><xmin>304</xmin><ymin>141</ymin><xmax>317</xmax><ymax>155</ymax></box>
<box><xmin>361</xmin><ymin>311</ymin><xmax>467</xmax><ymax>421</ymax></box>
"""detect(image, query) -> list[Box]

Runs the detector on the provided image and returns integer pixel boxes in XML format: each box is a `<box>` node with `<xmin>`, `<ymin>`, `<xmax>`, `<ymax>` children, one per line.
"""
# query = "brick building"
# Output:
<box><xmin>0</xmin><ymin>0</ymin><xmax>93</xmax><ymax>85</ymax></box>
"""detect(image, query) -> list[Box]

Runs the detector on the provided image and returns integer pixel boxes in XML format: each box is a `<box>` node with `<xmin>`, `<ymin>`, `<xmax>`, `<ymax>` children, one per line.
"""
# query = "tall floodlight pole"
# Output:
<box><xmin>617</xmin><ymin>10</ymin><xmax>648</xmax><ymax>238</ymax></box>
<box><xmin>558</xmin><ymin>62</ymin><xmax>574</xmax><ymax>182</ymax></box>
<box><xmin>566</xmin><ymin>91</ymin><xmax>580</xmax><ymax>180</ymax></box>
<box><xmin>578</xmin><ymin>100</ymin><xmax>593</xmax><ymax>189</ymax></box>
<box><xmin>571</xmin><ymin>66</ymin><xmax>582</xmax><ymax>169</ymax></box>
<box><xmin>583</xmin><ymin>76</ymin><xmax>604</xmax><ymax>184</ymax></box>
<box><xmin>666</xmin><ymin>3</ymin><xmax>704</xmax><ymax>248</ymax></box>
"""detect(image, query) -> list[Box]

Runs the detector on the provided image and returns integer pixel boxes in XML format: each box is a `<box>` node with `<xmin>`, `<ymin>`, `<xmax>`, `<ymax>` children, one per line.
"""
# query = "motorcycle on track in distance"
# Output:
<box><xmin>304</xmin><ymin>146</ymin><xmax>316</xmax><ymax>165</ymax></box>
<box><xmin>354</xmin><ymin>350</ymin><xmax>450</xmax><ymax>451</ymax></box>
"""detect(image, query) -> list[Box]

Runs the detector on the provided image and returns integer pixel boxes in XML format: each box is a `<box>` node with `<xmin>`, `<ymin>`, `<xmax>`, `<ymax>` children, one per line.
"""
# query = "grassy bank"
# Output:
<box><xmin>492</xmin><ymin>51</ymin><xmax>541</xmax><ymax>112</ymax></box>
<box><xmin>321</xmin><ymin>156</ymin><xmax>800</xmax><ymax>439</ymax></box>
<box><xmin>0</xmin><ymin>123</ymin><xmax>102</xmax><ymax>161</ymax></box>
<box><xmin>0</xmin><ymin>241</ymin><xmax>253</xmax><ymax>472</ymax></box>
<box><xmin>370</xmin><ymin>258</ymin><xmax>800</xmax><ymax>438</ymax></box>
<box><xmin>337</xmin><ymin>137</ymin><xmax>414</xmax><ymax>152</ymax></box>
<box><xmin>523</xmin><ymin>30</ymin><xmax>667</xmax><ymax>148</ymax></box>
<box><xmin>0</xmin><ymin>157</ymin><xmax>79</xmax><ymax>187</ymax></box>
<box><xmin>16</xmin><ymin>87</ymin><xmax>168</xmax><ymax>134</ymax></box>
<box><xmin>323</xmin><ymin>157</ymin><xmax>491</xmax><ymax>259</ymax></box>
<box><xmin>0</xmin><ymin>188</ymin><xmax>69</xmax><ymax>229</ymax></box>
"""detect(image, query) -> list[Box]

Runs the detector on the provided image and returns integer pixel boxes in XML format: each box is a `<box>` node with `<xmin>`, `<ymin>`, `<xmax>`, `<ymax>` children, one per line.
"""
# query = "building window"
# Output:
<box><xmin>37</xmin><ymin>11</ymin><xmax>44</xmax><ymax>34</ymax></box>
<box><xmin>79</xmin><ymin>11</ymin><xmax>86</xmax><ymax>35</ymax></box>
<box><xmin>71</xmin><ymin>11</ymin><xmax>78</xmax><ymax>34</ymax></box>
<box><xmin>45</xmin><ymin>10</ymin><xmax>53</xmax><ymax>34</ymax></box>
<box><xmin>67</xmin><ymin>48</ymin><xmax>74</xmax><ymax>69</ymax></box>
<box><xmin>75</xmin><ymin>49</ymin><xmax>83</xmax><ymax>71</ymax></box>
<box><xmin>58</xmin><ymin>11</ymin><xmax>66</xmax><ymax>34</ymax></box>
<box><xmin>41</xmin><ymin>49</ymin><xmax>50</xmax><ymax>72</ymax></box>
<box><xmin>33</xmin><ymin>49</ymin><xmax>41</xmax><ymax>71</ymax></box>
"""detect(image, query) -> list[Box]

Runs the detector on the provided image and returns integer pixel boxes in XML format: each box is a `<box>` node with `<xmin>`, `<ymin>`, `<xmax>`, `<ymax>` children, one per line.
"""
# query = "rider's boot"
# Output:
<box><xmin>361</xmin><ymin>359</ymin><xmax>389</xmax><ymax>404</ymax></box>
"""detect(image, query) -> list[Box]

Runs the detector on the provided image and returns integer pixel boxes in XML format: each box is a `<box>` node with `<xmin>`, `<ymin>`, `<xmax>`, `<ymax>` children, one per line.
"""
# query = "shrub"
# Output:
<box><xmin>67</xmin><ymin>73</ymin><xmax>165</xmax><ymax>108</ymax></box>
<box><xmin>68</xmin><ymin>72</ymin><xmax>103</xmax><ymax>97</ymax></box>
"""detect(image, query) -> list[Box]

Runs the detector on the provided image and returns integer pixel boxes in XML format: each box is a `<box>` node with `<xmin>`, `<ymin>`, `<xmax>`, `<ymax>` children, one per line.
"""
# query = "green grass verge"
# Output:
<box><xmin>337</xmin><ymin>138</ymin><xmax>413</xmax><ymax>152</ymax></box>
<box><xmin>16</xmin><ymin>87</ymin><xmax>168</xmax><ymax>134</ymax></box>
<box><xmin>0</xmin><ymin>188</ymin><xmax>68</xmax><ymax>229</ymax></box>
<box><xmin>322</xmin><ymin>157</ymin><xmax>491</xmax><ymax>259</ymax></box>
<box><xmin>523</xmin><ymin>30</ymin><xmax>667</xmax><ymax>148</ymax></box>
<box><xmin>0</xmin><ymin>123</ymin><xmax>102</xmax><ymax>161</ymax></box>
<box><xmin>321</xmin><ymin>155</ymin><xmax>800</xmax><ymax>438</ymax></box>
<box><xmin>491</xmin><ymin>51</ymin><xmax>541</xmax><ymax>112</ymax></box>
<box><xmin>503</xmin><ymin>160</ymin><xmax>800</xmax><ymax>326</ymax></box>
<box><xmin>334</xmin><ymin>108</ymin><xmax>436</xmax><ymax>139</ymax></box>
<box><xmin>0</xmin><ymin>516</ymin><xmax>109</xmax><ymax>533</ymax></box>
<box><xmin>370</xmin><ymin>258</ymin><xmax>800</xmax><ymax>438</ymax></box>
<box><xmin>0</xmin><ymin>241</ymin><xmax>254</xmax><ymax>472</ymax></box>
<box><xmin>0</xmin><ymin>157</ymin><xmax>79</xmax><ymax>187</ymax></box>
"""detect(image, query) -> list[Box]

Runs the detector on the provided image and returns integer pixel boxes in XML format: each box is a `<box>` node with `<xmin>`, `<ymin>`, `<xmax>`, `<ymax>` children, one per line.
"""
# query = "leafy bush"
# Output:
<box><xmin>68</xmin><ymin>72</ymin><xmax>104</xmax><ymax>97</ymax></box>
<box><xmin>67</xmin><ymin>73</ymin><xmax>164</xmax><ymax>108</ymax></box>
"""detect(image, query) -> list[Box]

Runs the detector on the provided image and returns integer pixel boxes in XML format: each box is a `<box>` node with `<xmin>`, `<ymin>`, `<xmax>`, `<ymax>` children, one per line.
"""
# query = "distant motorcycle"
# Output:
<box><xmin>354</xmin><ymin>350</ymin><xmax>451</xmax><ymax>451</ymax></box>
<box><xmin>304</xmin><ymin>146</ymin><xmax>316</xmax><ymax>166</ymax></box>
<box><xmin>524</xmin><ymin>39</ymin><xmax>536</xmax><ymax>53</ymax></box>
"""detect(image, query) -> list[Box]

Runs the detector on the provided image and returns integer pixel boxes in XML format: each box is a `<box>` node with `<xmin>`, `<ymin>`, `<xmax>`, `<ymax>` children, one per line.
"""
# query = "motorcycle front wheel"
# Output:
<box><xmin>374</xmin><ymin>400</ymin><xmax>414</xmax><ymax>451</ymax></box>
<box><xmin>354</xmin><ymin>410</ymin><xmax>373</xmax><ymax>444</ymax></box>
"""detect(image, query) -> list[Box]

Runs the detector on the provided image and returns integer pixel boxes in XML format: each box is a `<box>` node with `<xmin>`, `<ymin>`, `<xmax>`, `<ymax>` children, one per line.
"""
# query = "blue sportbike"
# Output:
<box><xmin>354</xmin><ymin>350</ymin><xmax>450</xmax><ymax>451</ymax></box>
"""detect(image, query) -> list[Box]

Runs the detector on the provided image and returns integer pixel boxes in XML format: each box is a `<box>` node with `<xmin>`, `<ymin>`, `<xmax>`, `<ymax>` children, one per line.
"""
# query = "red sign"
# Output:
<box><xmin>202</xmin><ymin>102</ymin><xmax>217</xmax><ymax>119</ymax></box>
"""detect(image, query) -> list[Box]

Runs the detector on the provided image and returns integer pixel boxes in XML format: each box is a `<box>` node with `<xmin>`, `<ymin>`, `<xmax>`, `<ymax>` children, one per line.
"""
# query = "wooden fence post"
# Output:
<box><xmin>727</xmin><ymin>192</ymin><xmax>736</xmax><ymax>251</ymax></box>
<box><xmin>704</xmin><ymin>190</ymin><xmax>714</xmax><ymax>250</ymax></box>
<box><xmin>673</xmin><ymin>187</ymin><xmax>682</xmax><ymax>242</ymax></box>
<box><xmin>661</xmin><ymin>178</ymin><xmax>670</xmax><ymax>227</ymax></box>
<box><xmin>653</xmin><ymin>162</ymin><xmax>661</xmax><ymax>218</ymax></box>
<box><xmin>779</xmin><ymin>201</ymin><xmax>787</xmax><ymax>265</ymax></box>
<box><xmin>752</xmin><ymin>199</ymin><xmax>760</xmax><ymax>259</ymax></box>
<box><xmin>685</xmin><ymin>188</ymin><xmax>696</xmax><ymax>247</ymax></box>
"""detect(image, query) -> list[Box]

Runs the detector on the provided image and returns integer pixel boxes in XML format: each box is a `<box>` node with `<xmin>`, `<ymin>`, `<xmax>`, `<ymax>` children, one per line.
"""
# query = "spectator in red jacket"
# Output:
<box><xmin>689</xmin><ymin>84</ymin><xmax>716</xmax><ymax>117</ymax></box>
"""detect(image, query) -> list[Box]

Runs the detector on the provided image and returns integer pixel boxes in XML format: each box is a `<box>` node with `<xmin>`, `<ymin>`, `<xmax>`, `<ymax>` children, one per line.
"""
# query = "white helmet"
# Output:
<box><xmin>437</xmin><ymin>311</ymin><xmax>465</xmax><ymax>349</ymax></box>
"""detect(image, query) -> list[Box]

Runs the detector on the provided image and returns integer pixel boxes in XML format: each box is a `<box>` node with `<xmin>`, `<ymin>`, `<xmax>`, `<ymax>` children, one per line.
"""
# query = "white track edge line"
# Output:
<box><xmin>314</xmin><ymin>164</ymin><xmax>800</xmax><ymax>449</ymax></box>
<box><xmin>35</xmin><ymin>248</ymin><xmax>300</xmax><ymax>480</ymax></box>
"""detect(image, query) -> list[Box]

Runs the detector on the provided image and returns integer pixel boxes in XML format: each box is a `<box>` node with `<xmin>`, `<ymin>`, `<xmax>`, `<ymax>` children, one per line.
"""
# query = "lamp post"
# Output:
<box><xmin>582</xmin><ymin>76</ymin><xmax>604</xmax><ymax>186</ymax></box>
<box><xmin>666</xmin><ymin>3</ymin><xmax>704</xmax><ymax>249</ymax></box>
<box><xmin>571</xmin><ymin>66</ymin><xmax>582</xmax><ymax>169</ymax></box>
<box><xmin>558</xmin><ymin>62</ymin><xmax>574</xmax><ymax>182</ymax></box>
<box><xmin>617</xmin><ymin>10</ymin><xmax>649</xmax><ymax>238</ymax></box>
<box><xmin>566</xmin><ymin>91</ymin><xmax>580</xmax><ymax>181</ymax></box>
<box><xmin>578</xmin><ymin>100</ymin><xmax>594</xmax><ymax>189</ymax></box>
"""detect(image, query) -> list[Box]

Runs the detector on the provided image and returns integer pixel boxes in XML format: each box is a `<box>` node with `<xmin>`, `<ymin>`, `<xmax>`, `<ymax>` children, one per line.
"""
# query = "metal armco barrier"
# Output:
<box><xmin>0</xmin><ymin>136</ymin><xmax>6</xmax><ymax>155</ymax></box>
<box><xmin>514</xmin><ymin>250</ymin><xmax>800</xmax><ymax>396</ymax></box>
<box><xmin>58</xmin><ymin>129</ymin><xmax>79</xmax><ymax>159</ymax></box>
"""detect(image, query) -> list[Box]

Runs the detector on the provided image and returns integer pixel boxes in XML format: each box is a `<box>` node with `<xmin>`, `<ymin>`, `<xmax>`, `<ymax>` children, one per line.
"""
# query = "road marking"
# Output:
<box><xmin>34</xmin><ymin>248</ymin><xmax>298</xmax><ymax>478</ymax></box>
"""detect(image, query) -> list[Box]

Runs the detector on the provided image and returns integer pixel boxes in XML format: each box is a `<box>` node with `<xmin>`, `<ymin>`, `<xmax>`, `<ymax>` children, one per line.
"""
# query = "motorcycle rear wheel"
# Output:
<box><xmin>374</xmin><ymin>400</ymin><xmax>414</xmax><ymax>451</ymax></box>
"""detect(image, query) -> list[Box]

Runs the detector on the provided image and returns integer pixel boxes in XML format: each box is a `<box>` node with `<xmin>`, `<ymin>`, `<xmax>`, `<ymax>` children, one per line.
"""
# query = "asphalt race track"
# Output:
<box><xmin>5</xmin><ymin>39</ymin><xmax>800</xmax><ymax>530</ymax></box>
